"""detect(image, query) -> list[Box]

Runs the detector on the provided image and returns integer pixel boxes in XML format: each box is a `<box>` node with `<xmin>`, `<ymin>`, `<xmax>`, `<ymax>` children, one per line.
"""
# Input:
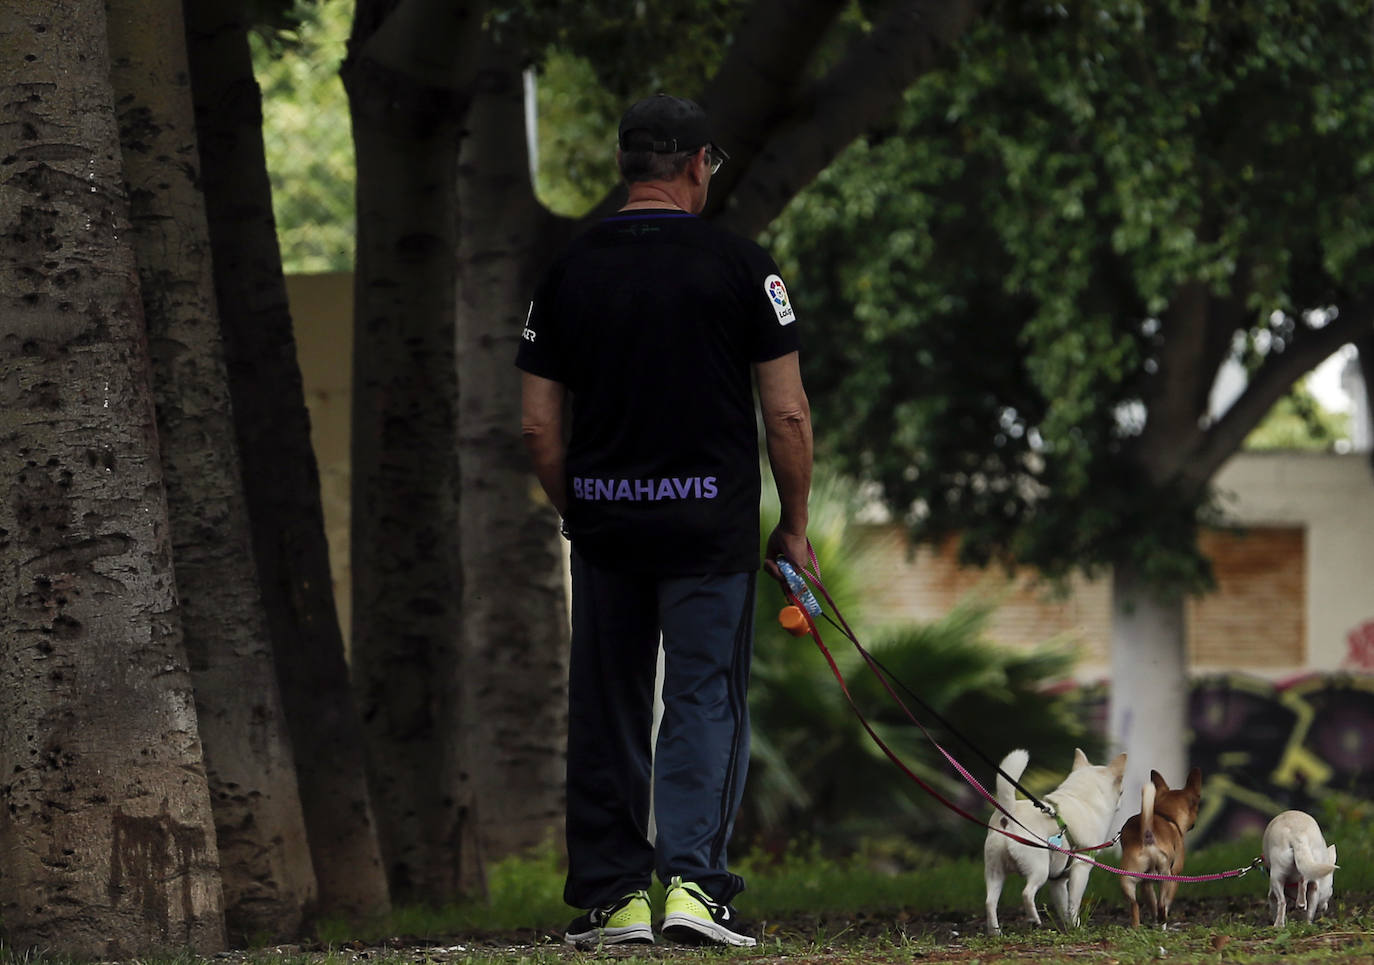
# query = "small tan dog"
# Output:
<box><xmin>983</xmin><ymin>747</ymin><xmax>1128</xmax><ymax>935</ymax></box>
<box><xmin>1262</xmin><ymin>809</ymin><xmax>1338</xmax><ymax>927</ymax></box>
<box><xmin>1117</xmin><ymin>767</ymin><xmax>1203</xmax><ymax>927</ymax></box>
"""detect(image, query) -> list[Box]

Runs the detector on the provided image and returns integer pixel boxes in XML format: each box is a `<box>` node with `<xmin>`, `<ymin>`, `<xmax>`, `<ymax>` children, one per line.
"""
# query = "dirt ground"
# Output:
<box><xmin>281</xmin><ymin>894</ymin><xmax>1367</xmax><ymax>964</ymax></box>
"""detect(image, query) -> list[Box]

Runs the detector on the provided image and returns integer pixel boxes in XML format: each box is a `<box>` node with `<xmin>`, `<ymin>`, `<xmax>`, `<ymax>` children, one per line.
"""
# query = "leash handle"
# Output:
<box><xmin>776</xmin><ymin>558</ymin><xmax>821</xmax><ymax>616</ymax></box>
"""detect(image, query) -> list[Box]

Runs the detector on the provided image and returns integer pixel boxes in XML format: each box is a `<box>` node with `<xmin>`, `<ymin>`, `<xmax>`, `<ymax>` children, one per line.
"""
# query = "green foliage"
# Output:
<box><xmin>738</xmin><ymin>840</ymin><xmax>989</xmax><ymax>917</ymax></box>
<box><xmin>530</xmin><ymin>52</ymin><xmax>621</xmax><ymax>217</ymax></box>
<box><xmin>767</xmin><ymin>0</ymin><xmax>1374</xmax><ymax>593</ymax></box>
<box><xmin>744</xmin><ymin>466</ymin><xmax>1100</xmax><ymax>858</ymax></box>
<box><xmin>511</xmin><ymin>0</ymin><xmax>748</xmax><ymax>98</ymax></box>
<box><xmin>745</xmin><ymin>599</ymin><xmax>1098</xmax><ymax>858</ymax></box>
<box><xmin>249</xmin><ymin>0</ymin><xmax>355</xmax><ymax>273</ymax></box>
<box><xmin>1245</xmin><ymin>378</ymin><xmax>1350</xmax><ymax>450</ymax></box>
<box><xmin>314</xmin><ymin>837</ymin><xmax>573</xmax><ymax>943</ymax></box>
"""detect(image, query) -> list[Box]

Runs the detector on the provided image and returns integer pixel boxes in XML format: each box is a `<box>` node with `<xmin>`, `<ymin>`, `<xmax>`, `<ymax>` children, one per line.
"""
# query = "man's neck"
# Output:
<box><xmin>621</xmin><ymin>181</ymin><xmax>696</xmax><ymax>213</ymax></box>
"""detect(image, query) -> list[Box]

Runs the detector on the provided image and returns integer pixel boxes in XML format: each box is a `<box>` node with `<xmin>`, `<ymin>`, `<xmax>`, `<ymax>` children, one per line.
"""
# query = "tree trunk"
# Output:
<box><xmin>341</xmin><ymin>2</ymin><xmax>468</xmax><ymax>898</ymax></box>
<box><xmin>0</xmin><ymin>0</ymin><xmax>225</xmax><ymax>954</ymax></box>
<box><xmin>107</xmin><ymin>0</ymin><xmax>317</xmax><ymax>941</ymax></box>
<box><xmin>1108</xmin><ymin>561</ymin><xmax>1190</xmax><ymax>834</ymax></box>
<box><xmin>454</xmin><ymin>44</ymin><xmax>571</xmax><ymax>880</ymax></box>
<box><xmin>183</xmin><ymin>0</ymin><xmax>390</xmax><ymax>919</ymax></box>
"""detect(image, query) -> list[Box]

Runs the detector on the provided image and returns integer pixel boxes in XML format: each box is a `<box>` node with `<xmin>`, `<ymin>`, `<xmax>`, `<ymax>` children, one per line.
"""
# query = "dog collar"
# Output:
<box><xmin>1046</xmin><ymin>816</ymin><xmax>1074</xmax><ymax>880</ymax></box>
<box><xmin>1049</xmin><ymin>810</ymin><xmax>1072</xmax><ymax>850</ymax></box>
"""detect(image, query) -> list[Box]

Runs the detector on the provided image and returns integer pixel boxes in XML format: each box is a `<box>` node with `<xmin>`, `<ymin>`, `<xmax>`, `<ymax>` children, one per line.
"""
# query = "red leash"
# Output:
<box><xmin>775</xmin><ymin>548</ymin><xmax>1087</xmax><ymax>852</ymax></box>
<box><xmin>773</xmin><ymin>549</ymin><xmax>1264</xmax><ymax>884</ymax></box>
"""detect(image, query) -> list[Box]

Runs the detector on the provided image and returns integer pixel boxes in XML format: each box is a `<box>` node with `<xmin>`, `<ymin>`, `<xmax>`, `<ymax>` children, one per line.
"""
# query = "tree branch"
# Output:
<box><xmin>700</xmin><ymin>0</ymin><xmax>851</xmax><ymax>186</ymax></box>
<box><xmin>1134</xmin><ymin>282</ymin><xmax>1256</xmax><ymax>485</ymax></box>
<box><xmin>349</xmin><ymin>0</ymin><xmax>486</xmax><ymax>89</ymax></box>
<box><xmin>584</xmin><ymin>0</ymin><xmax>852</xmax><ymax>224</ymax></box>
<box><xmin>718</xmin><ymin>0</ymin><xmax>992</xmax><ymax>238</ymax></box>
<box><xmin>1179</xmin><ymin>302</ymin><xmax>1374</xmax><ymax>493</ymax></box>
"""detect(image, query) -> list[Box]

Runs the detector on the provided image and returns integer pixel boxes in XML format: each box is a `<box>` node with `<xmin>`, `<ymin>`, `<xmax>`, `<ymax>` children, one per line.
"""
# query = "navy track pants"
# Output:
<box><xmin>563</xmin><ymin>549</ymin><xmax>755</xmax><ymax>908</ymax></box>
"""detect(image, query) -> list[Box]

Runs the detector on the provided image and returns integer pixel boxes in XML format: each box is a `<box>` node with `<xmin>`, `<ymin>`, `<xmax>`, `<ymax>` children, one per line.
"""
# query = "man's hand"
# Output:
<box><xmin>763</xmin><ymin>524</ymin><xmax>810</xmax><ymax>584</ymax></box>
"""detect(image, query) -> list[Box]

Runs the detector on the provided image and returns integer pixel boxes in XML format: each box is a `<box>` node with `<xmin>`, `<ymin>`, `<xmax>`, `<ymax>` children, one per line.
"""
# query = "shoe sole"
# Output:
<box><xmin>563</xmin><ymin>923</ymin><xmax>654</xmax><ymax>946</ymax></box>
<box><xmin>662</xmin><ymin>913</ymin><xmax>756</xmax><ymax>947</ymax></box>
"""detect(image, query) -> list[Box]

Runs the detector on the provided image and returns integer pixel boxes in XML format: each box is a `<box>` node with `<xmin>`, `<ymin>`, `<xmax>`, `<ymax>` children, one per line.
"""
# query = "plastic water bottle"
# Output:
<box><xmin>777</xmin><ymin>559</ymin><xmax>821</xmax><ymax>617</ymax></box>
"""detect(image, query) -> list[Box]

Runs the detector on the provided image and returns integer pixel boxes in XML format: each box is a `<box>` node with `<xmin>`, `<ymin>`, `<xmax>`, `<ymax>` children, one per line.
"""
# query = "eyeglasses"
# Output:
<box><xmin>704</xmin><ymin>143</ymin><xmax>729</xmax><ymax>175</ymax></box>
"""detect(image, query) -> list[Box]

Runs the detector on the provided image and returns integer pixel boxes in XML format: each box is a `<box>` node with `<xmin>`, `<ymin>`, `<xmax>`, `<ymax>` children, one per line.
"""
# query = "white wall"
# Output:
<box><xmin>1212</xmin><ymin>451</ymin><xmax>1374</xmax><ymax>671</ymax></box>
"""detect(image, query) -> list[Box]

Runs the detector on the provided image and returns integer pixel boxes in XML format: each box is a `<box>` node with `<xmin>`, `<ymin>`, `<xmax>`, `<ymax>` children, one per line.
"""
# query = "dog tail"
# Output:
<box><xmin>1140</xmin><ymin>781</ymin><xmax>1156</xmax><ymax>847</ymax></box>
<box><xmin>1292</xmin><ymin>839</ymin><xmax>1339</xmax><ymax>881</ymax></box>
<box><xmin>996</xmin><ymin>748</ymin><xmax>1030</xmax><ymax>812</ymax></box>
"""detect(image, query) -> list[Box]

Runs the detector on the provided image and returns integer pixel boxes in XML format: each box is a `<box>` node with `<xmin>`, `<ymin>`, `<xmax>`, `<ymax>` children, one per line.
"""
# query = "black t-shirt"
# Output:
<box><xmin>516</xmin><ymin>210</ymin><xmax>800</xmax><ymax>576</ymax></box>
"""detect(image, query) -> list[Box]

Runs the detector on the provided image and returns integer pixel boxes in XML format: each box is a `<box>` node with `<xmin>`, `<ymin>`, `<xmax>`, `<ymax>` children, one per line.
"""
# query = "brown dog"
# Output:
<box><xmin>1117</xmin><ymin>767</ymin><xmax>1203</xmax><ymax>927</ymax></box>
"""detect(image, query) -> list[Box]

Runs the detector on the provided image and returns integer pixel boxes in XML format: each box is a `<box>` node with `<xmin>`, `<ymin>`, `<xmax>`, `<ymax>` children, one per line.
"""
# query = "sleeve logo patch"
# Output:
<box><xmin>521</xmin><ymin>300</ymin><xmax>537</xmax><ymax>341</ymax></box>
<box><xmin>764</xmin><ymin>274</ymin><xmax>795</xmax><ymax>325</ymax></box>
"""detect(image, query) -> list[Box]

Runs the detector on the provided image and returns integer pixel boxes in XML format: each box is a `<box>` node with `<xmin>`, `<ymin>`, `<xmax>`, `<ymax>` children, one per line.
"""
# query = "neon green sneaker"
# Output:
<box><xmin>662</xmin><ymin>876</ymin><xmax>756</xmax><ymax>947</ymax></box>
<box><xmin>563</xmin><ymin>889</ymin><xmax>653</xmax><ymax>946</ymax></box>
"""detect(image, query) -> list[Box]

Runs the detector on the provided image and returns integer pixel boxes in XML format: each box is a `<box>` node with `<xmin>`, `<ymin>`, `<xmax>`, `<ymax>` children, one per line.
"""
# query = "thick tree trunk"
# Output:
<box><xmin>454</xmin><ymin>46</ymin><xmax>570</xmax><ymax>878</ymax></box>
<box><xmin>341</xmin><ymin>8</ymin><xmax>468</xmax><ymax>898</ymax></box>
<box><xmin>0</xmin><ymin>0</ymin><xmax>225</xmax><ymax>954</ymax></box>
<box><xmin>107</xmin><ymin>0</ymin><xmax>317</xmax><ymax>941</ymax></box>
<box><xmin>183</xmin><ymin>0</ymin><xmax>390</xmax><ymax>919</ymax></box>
<box><xmin>1108</xmin><ymin>562</ymin><xmax>1190</xmax><ymax>834</ymax></box>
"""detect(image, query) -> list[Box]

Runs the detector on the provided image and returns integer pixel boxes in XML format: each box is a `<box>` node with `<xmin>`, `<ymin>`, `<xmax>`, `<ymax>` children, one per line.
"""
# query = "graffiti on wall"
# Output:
<box><xmin>1346</xmin><ymin>620</ymin><xmax>1374</xmax><ymax>670</ymax></box>
<box><xmin>1078</xmin><ymin>672</ymin><xmax>1374</xmax><ymax>845</ymax></box>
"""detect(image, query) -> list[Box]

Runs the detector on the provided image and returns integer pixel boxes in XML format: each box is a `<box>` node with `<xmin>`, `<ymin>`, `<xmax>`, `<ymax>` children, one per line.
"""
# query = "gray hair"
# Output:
<box><xmin>619</xmin><ymin>149</ymin><xmax>695</xmax><ymax>184</ymax></box>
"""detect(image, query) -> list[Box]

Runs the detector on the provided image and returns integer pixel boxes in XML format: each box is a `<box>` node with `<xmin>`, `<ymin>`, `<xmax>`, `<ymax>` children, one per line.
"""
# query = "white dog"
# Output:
<box><xmin>1262</xmin><ymin>810</ymin><xmax>1338</xmax><ymax>926</ymax></box>
<box><xmin>983</xmin><ymin>747</ymin><xmax>1128</xmax><ymax>935</ymax></box>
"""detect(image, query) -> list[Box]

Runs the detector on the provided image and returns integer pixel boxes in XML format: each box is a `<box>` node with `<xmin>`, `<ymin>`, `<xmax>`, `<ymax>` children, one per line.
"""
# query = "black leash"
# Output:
<box><xmin>774</xmin><ymin>548</ymin><xmax>1267</xmax><ymax>882</ymax></box>
<box><xmin>776</xmin><ymin>550</ymin><xmax>1064</xmax><ymax>826</ymax></box>
<box><xmin>775</xmin><ymin>550</ymin><xmax>1107</xmax><ymax>853</ymax></box>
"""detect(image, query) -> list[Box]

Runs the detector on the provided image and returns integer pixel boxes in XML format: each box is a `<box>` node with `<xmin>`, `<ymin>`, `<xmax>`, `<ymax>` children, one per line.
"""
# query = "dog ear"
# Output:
<box><xmin>1149</xmin><ymin>770</ymin><xmax>1169</xmax><ymax>791</ymax></box>
<box><xmin>1108</xmin><ymin>752</ymin><xmax>1127</xmax><ymax>777</ymax></box>
<box><xmin>1185</xmin><ymin>766</ymin><xmax>1202</xmax><ymax>793</ymax></box>
<box><xmin>1071</xmin><ymin>747</ymin><xmax>1089</xmax><ymax>770</ymax></box>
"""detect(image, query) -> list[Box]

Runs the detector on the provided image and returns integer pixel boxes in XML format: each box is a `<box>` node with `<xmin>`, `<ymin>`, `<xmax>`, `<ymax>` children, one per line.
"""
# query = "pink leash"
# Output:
<box><xmin>777</xmin><ymin>548</ymin><xmax>1264</xmax><ymax>884</ymax></box>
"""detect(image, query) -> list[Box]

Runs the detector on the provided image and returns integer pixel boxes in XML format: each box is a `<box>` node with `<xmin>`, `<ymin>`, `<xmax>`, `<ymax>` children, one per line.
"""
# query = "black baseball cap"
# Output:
<box><xmin>618</xmin><ymin>94</ymin><xmax>719</xmax><ymax>154</ymax></box>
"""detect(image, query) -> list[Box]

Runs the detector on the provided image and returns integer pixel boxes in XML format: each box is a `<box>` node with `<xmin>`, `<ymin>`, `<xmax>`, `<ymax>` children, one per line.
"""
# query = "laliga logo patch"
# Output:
<box><xmin>764</xmin><ymin>274</ymin><xmax>795</xmax><ymax>325</ymax></box>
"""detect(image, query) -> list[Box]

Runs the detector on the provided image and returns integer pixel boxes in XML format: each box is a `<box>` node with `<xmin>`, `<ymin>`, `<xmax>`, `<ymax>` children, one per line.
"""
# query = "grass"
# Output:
<box><xmin>5</xmin><ymin>798</ymin><xmax>1372</xmax><ymax>964</ymax></box>
<box><xmin>299</xmin><ymin>795</ymin><xmax>1374</xmax><ymax>962</ymax></box>
<box><xmin>292</xmin><ymin>813</ymin><xmax>1374</xmax><ymax>962</ymax></box>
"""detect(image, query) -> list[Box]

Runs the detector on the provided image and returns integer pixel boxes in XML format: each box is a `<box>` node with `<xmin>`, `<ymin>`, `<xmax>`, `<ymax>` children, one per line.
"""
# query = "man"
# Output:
<box><xmin>517</xmin><ymin>93</ymin><xmax>813</xmax><ymax>948</ymax></box>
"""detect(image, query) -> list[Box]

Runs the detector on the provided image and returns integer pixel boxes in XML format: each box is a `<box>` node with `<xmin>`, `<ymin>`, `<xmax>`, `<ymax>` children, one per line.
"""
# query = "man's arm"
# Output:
<box><xmin>520</xmin><ymin>371</ymin><xmax>568</xmax><ymax>517</ymax></box>
<box><xmin>755</xmin><ymin>351</ymin><xmax>813</xmax><ymax>578</ymax></box>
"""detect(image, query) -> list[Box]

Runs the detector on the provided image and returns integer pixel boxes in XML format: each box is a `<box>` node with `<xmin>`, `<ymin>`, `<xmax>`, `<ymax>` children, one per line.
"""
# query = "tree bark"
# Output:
<box><xmin>1358</xmin><ymin>332</ymin><xmax>1374</xmax><ymax>472</ymax></box>
<box><xmin>454</xmin><ymin>43</ymin><xmax>570</xmax><ymax>883</ymax></box>
<box><xmin>183</xmin><ymin>0</ymin><xmax>390</xmax><ymax>919</ymax></box>
<box><xmin>107</xmin><ymin>0</ymin><xmax>318</xmax><ymax>941</ymax></box>
<box><xmin>1107</xmin><ymin>562</ymin><xmax>1189</xmax><ymax>835</ymax></box>
<box><xmin>0</xmin><ymin>0</ymin><xmax>225</xmax><ymax>954</ymax></box>
<box><xmin>714</xmin><ymin>0</ymin><xmax>993</xmax><ymax>237</ymax></box>
<box><xmin>341</xmin><ymin>0</ymin><xmax>473</xmax><ymax>899</ymax></box>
